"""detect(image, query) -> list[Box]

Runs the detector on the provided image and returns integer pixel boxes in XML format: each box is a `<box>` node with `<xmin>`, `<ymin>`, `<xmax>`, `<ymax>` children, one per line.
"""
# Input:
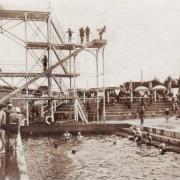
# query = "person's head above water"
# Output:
<box><xmin>78</xmin><ymin>132</ymin><xmax>81</xmax><ymax>136</ymax></box>
<box><xmin>7</xmin><ymin>103</ymin><xmax>13</xmax><ymax>109</ymax></box>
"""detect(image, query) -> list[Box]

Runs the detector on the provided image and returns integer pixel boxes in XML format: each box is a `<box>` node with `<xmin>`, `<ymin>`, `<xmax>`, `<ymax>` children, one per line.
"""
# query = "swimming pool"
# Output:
<box><xmin>23</xmin><ymin>135</ymin><xmax>180</xmax><ymax>180</ymax></box>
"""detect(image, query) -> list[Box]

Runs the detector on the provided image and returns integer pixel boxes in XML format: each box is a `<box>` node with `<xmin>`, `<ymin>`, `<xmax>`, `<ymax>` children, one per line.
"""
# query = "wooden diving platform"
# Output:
<box><xmin>0</xmin><ymin>10</ymin><xmax>49</xmax><ymax>21</ymax></box>
<box><xmin>27</xmin><ymin>39</ymin><xmax>107</xmax><ymax>50</ymax></box>
<box><xmin>0</xmin><ymin>72</ymin><xmax>80</xmax><ymax>78</ymax></box>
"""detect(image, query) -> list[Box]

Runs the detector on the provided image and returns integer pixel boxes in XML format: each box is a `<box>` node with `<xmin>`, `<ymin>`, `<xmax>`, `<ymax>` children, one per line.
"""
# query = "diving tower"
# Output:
<box><xmin>0</xmin><ymin>9</ymin><xmax>107</xmax><ymax>125</ymax></box>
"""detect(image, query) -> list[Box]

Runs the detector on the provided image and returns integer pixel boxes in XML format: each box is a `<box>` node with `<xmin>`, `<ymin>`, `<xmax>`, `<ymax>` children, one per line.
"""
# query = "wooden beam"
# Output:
<box><xmin>11</xmin><ymin>96</ymin><xmax>75</xmax><ymax>100</ymax></box>
<box><xmin>27</xmin><ymin>39</ymin><xmax>107</xmax><ymax>50</ymax></box>
<box><xmin>0</xmin><ymin>40</ymin><xmax>97</xmax><ymax>103</ymax></box>
<box><xmin>0</xmin><ymin>72</ymin><xmax>80</xmax><ymax>78</ymax></box>
<box><xmin>0</xmin><ymin>10</ymin><xmax>49</xmax><ymax>21</ymax></box>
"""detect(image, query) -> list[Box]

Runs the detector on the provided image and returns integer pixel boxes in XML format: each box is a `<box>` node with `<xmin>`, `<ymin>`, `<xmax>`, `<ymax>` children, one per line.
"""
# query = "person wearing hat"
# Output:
<box><xmin>9</xmin><ymin>107</ymin><xmax>21</xmax><ymax>125</ymax></box>
<box><xmin>4</xmin><ymin>103</ymin><xmax>14</xmax><ymax>125</ymax></box>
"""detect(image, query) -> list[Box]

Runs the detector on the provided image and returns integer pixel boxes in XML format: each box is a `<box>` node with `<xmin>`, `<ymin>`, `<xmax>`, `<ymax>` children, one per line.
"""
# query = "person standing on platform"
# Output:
<box><xmin>0</xmin><ymin>104</ymin><xmax>6</xmax><ymax>152</ymax></box>
<box><xmin>42</xmin><ymin>55</ymin><xmax>48</xmax><ymax>71</ymax></box>
<box><xmin>79</xmin><ymin>27</ymin><xmax>84</xmax><ymax>44</ymax></box>
<box><xmin>66</xmin><ymin>28</ymin><xmax>74</xmax><ymax>43</ymax></box>
<box><xmin>164</xmin><ymin>108</ymin><xmax>170</xmax><ymax>121</ymax></box>
<box><xmin>97</xmin><ymin>25</ymin><xmax>106</xmax><ymax>40</ymax></box>
<box><xmin>85</xmin><ymin>26</ymin><xmax>90</xmax><ymax>42</ymax></box>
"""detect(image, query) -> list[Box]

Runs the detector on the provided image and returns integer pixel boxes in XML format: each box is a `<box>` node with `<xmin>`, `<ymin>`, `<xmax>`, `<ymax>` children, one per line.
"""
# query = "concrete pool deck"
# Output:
<box><xmin>104</xmin><ymin>116</ymin><xmax>180</xmax><ymax>132</ymax></box>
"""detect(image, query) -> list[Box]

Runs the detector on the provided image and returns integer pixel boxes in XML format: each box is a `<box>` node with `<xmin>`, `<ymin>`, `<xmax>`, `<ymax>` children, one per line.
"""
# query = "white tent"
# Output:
<box><xmin>134</xmin><ymin>86</ymin><xmax>148</xmax><ymax>91</ymax></box>
<box><xmin>153</xmin><ymin>85</ymin><xmax>167</xmax><ymax>91</ymax></box>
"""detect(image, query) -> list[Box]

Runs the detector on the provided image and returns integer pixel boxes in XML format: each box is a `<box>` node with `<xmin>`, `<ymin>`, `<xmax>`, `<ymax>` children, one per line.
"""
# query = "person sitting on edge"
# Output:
<box><xmin>77</xmin><ymin>131</ymin><xmax>84</xmax><ymax>141</ymax></box>
<box><xmin>63</xmin><ymin>131</ymin><xmax>73</xmax><ymax>142</ymax></box>
<box><xmin>164</xmin><ymin>108</ymin><xmax>170</xmax><ymax>121</ymax></box>
<box><xmin>146</xmin><ymin>132</ymin><xmax>152</xmax><ymax>146</ymax></box>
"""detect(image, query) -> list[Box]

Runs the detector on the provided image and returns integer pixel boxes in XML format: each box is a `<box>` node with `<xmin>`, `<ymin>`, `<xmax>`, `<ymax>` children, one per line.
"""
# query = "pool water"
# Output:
<box><xmin>23</xmin><ymin>135</ymin><xmax>180</xmax><ymax>180</ymax></box>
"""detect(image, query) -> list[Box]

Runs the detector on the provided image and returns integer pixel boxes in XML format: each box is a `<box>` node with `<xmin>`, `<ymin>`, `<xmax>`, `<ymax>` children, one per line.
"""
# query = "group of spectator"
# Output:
<box><xmin>105</xmin><ymin>89</ymin><xmax>179</xmax><ymax>106</ymax></box>
<box><xmin>66</xmin><ymin>25</ymin><xmax>106</xmax><ymax>43</ymax></box>
<box><xmin>0</xmin><ymin>102</ymin><xmax>25</xmax><ymax>128</ymax></box>
<box><xmin>66</xmin><ymin>26</ymin><xmax>90</xmax><ymax>43</ymax></box>
<box><xmin>0</xmin><ymin>102</ymin><xmax>25</xmax><ymax>151</ymax></box>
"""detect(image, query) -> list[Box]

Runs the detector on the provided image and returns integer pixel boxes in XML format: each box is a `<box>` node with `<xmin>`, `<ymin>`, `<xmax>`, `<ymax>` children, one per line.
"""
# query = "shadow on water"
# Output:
<box><xmin>0</xmin><ymin>131</ymin><xmax>20</xmax><ymax>180</ymax></box>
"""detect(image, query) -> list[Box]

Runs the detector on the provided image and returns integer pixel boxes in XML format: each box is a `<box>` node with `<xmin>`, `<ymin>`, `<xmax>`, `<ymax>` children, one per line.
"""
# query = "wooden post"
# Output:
<box><xmin>96</xmin><ymin>49</ymin><xmax>99</xmax><ymax>122</ymax></box>
<box><xmin>25</xmin><ymin>12</ymin><xmax>29</xmax><ymax>125</ymax></box>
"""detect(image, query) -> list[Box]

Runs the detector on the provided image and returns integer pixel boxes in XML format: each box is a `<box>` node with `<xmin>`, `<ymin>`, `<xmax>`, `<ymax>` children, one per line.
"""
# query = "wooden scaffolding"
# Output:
<box><xmin>0</xmin><ymin>9</ymin><xmax>107</xmax><ymax>124</ymax></box>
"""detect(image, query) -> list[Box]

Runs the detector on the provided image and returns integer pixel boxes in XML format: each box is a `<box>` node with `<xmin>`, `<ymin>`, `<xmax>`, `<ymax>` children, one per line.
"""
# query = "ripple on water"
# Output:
<box><xmin>23</xmin><ymin>136</ymin><xmax>180</xmax><ymax>180</ymax></box>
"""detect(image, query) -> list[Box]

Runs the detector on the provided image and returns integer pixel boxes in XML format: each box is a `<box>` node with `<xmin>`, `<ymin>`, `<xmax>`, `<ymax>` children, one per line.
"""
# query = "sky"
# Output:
<box><xmin>0</xmin><ymin>0</ymin><xmax>180</xmax><ymax>89</ymax></box>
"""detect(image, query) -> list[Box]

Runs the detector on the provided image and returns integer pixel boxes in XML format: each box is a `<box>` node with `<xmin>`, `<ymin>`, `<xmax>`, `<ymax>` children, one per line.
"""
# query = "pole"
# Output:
<box><xmin>69</xmin><ymin>50</ymin><xmax>72</xmax><ymax>120</ymax></box>
<box><xmin>73</xmin><ymin>55</ymin><xmax>77</xmax><ymax>121</ymax></box>
<box><xmin>25</xmin><ymin>12</ymin><xmax>29</xmax><ymax>125</ymax></box>
<box><xmin>96</xmin><ymin>49</ymin><xmax>99</xmax><ymax>122</ymax></box>
<box><xmin>141</xmin><ymin>69</ymin><xmax>143</xmax><ymax>84</ymax></box>
<box><xmin>47</xmin><ymin>12</ymin><xmax>54</xmax><ymax>121</ymax></box>
<box><xmin>69</xmin><ymin>50</ymin><xmax>72</xmax><ymax>90</ymax></box>
<box><xmin>102</xmin><ymin>47</ymin><xmax>106</xmax><ymax>122</ymax></box>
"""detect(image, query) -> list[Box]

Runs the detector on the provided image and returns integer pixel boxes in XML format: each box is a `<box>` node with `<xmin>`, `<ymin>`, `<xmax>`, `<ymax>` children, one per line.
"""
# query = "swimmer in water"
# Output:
<box><xmin>63</xmin><ymin>131</ymin><xmax>73</xmax><ymax>143</ymax></box>
<box><xmin>128</xmin><ymin>126</ymin><xmax>137</xmax><ymax>141</ymax></box>
<box><xmin>77</xmin><ymin>132</ymin><xmax>84</xmax><ymax>141</ymax></box>
<box><xmin>135</xmin><ymin>128</ymin><xmax>143</xmax><ymax>145</ymax></box>
<box><xmin>146</xmin><ymin>132</ymin><xmax>152</xmax><ymax>146</ymax></box>
<box><xmin>159</xmin><ymin>143</ymin><xmax>167</xmax><ymax>155</ymax></box>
